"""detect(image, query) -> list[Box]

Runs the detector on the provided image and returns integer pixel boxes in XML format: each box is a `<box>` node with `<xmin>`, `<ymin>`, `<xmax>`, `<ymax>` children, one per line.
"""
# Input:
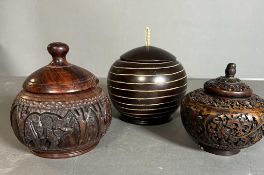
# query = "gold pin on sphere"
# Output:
<box><xmin>145</xmin><ymin>27</ymin><xmax>150</xmax><ymax>47</ymax></box>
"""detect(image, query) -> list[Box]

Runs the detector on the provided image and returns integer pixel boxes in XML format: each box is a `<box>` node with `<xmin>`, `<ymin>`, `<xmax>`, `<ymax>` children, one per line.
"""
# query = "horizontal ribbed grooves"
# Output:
<box><xmin>108</xmin><ymin>76</ymin><xmax>187</xmax><ymax>90</ymax></box>
<box><xmin>108</xmin><ymin>70</ymin><xmax>186</xmax><ymax>84</ymax></box>
<box><xmin>109</xmin><ymin>87</ymin><xmax>186</xmax><ymax>98</ymax></box>
<box><xmin>109</xmin><ymin>60</ymin><xmax>184</xmax><ymax>75</ymax></box>
<box><xmin>109</xmin><ymin>91</ymin><xmax>185</xmax><ymax>104</ymax></box>
<box><xmin>107</xmin><ymin>59</ymin><xmax>187</xmax><ymax>121</ymax></box>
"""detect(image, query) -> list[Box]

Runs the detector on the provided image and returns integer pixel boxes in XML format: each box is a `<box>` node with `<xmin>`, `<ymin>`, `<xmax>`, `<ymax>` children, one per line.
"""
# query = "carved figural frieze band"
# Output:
<box><xmin>10</xmin><ymin>42</ymin><xmax>112</xmax><ymax>158</ymax></box>
<box><xmin>181</xmin><ymin>63</ymin><xmax>264</xmax><ymax>156</ymax></box>
<box><xmin>107</xmin><ymin>28</ymin><xmax>187</xmax><ymax>125</ymax></box>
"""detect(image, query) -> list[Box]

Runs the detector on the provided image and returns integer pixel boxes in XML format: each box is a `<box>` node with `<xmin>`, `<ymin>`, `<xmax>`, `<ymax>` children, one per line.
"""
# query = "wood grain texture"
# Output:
<box><xmin>11</xmin><ymin>88</ymin><xmax>112</xmax><ymax>159</ymax></box>
<box><xmin>181</xmin><ymin>64</ymin><xmax>264</xmax><ymax>156</ymax></box>
<box><xmin>10</xmin><ymin>42</ymin><xmax>112</xmax><ymax>158</ymax></box>
<box><xmin>23</xmin><ymin>42</ymin><xmax>98</xmax><ymax>94</ymax></box>
<box><xmin>181</xmin><ymin>89</ymin><xmax>264</xmax><ymax>156</ymax></box>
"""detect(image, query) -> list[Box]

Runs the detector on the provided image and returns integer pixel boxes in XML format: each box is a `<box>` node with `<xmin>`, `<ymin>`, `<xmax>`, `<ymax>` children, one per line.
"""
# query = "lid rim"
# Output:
<box><xmin>204</xmin><ymin>86</ymin><xmax>253</xmax><ymax>98</ymax></box>
<box><xmin>120</xmin><ymin>46</ymin><xmax>176</xmax><ymax>63</ymax></box>
<box><xmin>204</xmin><ymin>63</ymin><xmax>253</xmax><ymax>98</ymax></box>
<box><xmin>23</xmin><ymin>42</ymin><xmax>98</xmax><ymax>94</ymax></box>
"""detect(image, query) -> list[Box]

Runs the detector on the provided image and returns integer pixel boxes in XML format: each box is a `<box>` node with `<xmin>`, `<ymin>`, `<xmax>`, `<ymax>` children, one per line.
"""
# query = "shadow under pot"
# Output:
<box><xmin>181</xmin><ymin>63</ymin><xmax>264</xmax><ymax>156</ymax></box>
<box><xmin>107</xmin><ymin>46</ymin><xmax>187</xmax><ymax>125</ymax></box>
<box><xmin>10</xmin><ymin>42</ymin><xmax>112</xmax><ymax>159</ymax></box>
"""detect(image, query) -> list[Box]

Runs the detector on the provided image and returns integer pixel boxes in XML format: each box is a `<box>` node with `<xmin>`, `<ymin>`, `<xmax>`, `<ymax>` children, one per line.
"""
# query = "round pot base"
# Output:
<box><xmin>119</xmin><ymin>115</ymin><xmax>172</xmax><ymax>125</ymax></box>
<box><xmin>31</xmin><ymin>141</ymin><xmax>99</xmax><ymax>159</ymax></box>
<box><xmin>199</xmin><ymin>144</ymin><xmax>240</xmax><ymax>156</ymax></box>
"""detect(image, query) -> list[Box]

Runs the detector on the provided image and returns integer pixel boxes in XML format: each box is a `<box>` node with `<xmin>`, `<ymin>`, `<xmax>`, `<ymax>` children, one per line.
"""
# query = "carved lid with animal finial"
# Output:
<box><xmin>204</xmin><ymin>63</ymin><xmax>253</xmax><ymax>98</ymax></box>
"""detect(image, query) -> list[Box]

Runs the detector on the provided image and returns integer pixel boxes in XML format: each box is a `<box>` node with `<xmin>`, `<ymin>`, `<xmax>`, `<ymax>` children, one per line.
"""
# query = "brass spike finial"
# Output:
<box><xmin>145</xmin><ymin>27</ymin><xmax>150</xmax><ymax>47</ymax></box>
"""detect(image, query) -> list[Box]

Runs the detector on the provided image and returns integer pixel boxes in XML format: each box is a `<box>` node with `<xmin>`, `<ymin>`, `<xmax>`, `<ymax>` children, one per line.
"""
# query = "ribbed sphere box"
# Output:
<box><xmin>107</xmin><ymin>28</ymin><xmax>187</xmax><ymax>125</ymax></box>
<box><xmin>10</xmin><ymin>42</ymin><xmax>112</xmax><ymax>159</ymax></box>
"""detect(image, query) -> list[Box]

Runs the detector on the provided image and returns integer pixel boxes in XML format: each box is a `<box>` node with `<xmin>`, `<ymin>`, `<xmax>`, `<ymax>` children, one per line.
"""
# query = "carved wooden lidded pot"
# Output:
<box><xmin>181</xmin><ymin>63</ymin><xmax>264</xmax><ymax>156</ymax></box>
<box><xmin>107</xmin><ymin>28</ymin><xmax>187</xmax><ymax>125</ymax></box>
<box><xmin>10</xmin><ymin>42</ymin><xmax>112</xmax><ymax>159</ymax></box>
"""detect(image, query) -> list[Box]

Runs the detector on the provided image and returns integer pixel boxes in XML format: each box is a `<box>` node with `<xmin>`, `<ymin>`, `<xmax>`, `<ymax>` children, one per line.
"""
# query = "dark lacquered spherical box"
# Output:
<box><xmin>10</xmin><ymin>42</ymin><xmax>112</xmax><ymax>158</ymax></box>
<box><xmin>107</xmin><ymin>46</ymin><xmax>187</xmax><ymax>125</ymax></box>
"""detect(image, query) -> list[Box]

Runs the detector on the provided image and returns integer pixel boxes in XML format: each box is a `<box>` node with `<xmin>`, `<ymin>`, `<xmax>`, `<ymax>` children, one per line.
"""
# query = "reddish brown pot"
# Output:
<box><xmin>10</xmin><ymin>42</ymin><xmax>112</xmax><ymax>159</ymax></box>
<box><xmin>181</xmin><ymin>63</ymin><xmax>264</xmax><ymax>156</ymax></box>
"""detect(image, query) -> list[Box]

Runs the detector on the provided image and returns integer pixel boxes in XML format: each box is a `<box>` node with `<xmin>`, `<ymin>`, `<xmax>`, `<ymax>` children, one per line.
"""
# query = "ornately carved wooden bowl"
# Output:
<box><xmin>108</xmin><ymin>46</ymin><xmax>187</xmax><ymax>125</ymax></box>
<box><xmin>10</xmin><ymin>42</ymin><xmax>112</xmax><ymax>158</ymax></box>
<box><xmin>181</xmin><ymin>63</ymin><xmax>264</xmax><ymax>156</ymax></box>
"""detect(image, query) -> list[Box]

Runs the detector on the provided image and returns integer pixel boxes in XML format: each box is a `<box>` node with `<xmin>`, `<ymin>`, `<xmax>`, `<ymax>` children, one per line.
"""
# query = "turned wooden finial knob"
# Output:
<box><xmin>225</xmin><ymin>63</ymin><xmax>236</xmax><ymax>78</ymax></box>
<box><xmin>47</xmin><ymin>42</ymin><xmax>69</xmax><ymax>66</ymax></box>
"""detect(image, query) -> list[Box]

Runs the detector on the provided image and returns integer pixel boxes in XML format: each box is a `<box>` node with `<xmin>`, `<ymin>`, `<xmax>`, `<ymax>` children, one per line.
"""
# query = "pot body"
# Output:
<box><xmin>10</xmin><ymin>87</ymin><xmax>111</xmax><ymax>158</ymax></box>
<box><xmin>181</xmin><ymin>89</ymin><xmax>264</xmax><ymax>155</ymax></box>
<box><xmin>108</xmin><ymin>59</ymin><xmax>187</xmax><ymax>125</ymax></box>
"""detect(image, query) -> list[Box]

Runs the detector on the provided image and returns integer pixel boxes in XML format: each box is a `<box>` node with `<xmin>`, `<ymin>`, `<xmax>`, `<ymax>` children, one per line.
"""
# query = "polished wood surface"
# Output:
<box><xmin>10</xmin><ymin>42</ymin><xmax>112</xmax><ymax>159</ymax></box>
<box><xmin>108</xmin><ymin>46</ymin><xmax>187</xmax><ymax>125</ymax></box>
<box><xmin>181</xmin><ymin>63</ymin><xmax>264</xmax><ymax>156</ymax></box>
<box><xmin>204</xmin><ymin>63</ymin><xmax>253</xmax><ymax>98</ymax></box>
<box><xmin>23</xmin><ymin>42</ymin><xmax>98</xmax><ymax>94</ymax></box>
<box><xmin>11</xmin><ymin>88</ymin><xmax>112</xmax><ymax>159</ymax></box>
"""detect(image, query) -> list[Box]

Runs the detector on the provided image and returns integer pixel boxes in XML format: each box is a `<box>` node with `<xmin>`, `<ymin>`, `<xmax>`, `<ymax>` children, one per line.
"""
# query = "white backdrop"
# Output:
<box><xmin>0</xmin><ymin>0</ymin><xmax>264</xmax><ymax>79</ymax></box>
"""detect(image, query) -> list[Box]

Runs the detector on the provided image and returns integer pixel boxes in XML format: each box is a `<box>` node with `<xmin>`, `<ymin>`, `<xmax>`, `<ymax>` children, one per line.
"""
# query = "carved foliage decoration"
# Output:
<box><xmin>204</xmin><ymin>76</ymin><xmax>251</xmax><ymax>92</ymax></box>
<box><xmin>189</xmin><ymin>89</ymin><xmax>264</xmax><ymax>109</ymax></box>
<box><xmin>181</xmin><ymin>90</ymin><xmax>264</xmax><ymax>150</ymax></box>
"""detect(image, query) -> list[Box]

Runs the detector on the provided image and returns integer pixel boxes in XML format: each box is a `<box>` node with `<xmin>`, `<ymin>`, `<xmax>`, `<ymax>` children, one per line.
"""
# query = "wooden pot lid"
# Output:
<box><xmin>23</xmin><ymin>42</ymin><xmax>98</xmax><ymax>94</ymax></box>
<box><xmin>120</xmin><ymin>46</ymin><xmax>176</xmax><ymax>63</ymax></box>
<box><xmin>120</xmin><ymin>28</ymin><xmax>176</xmax><ymax>63</ymax></box>
<box><xmin>204</xmin><ymin>63</ymin><xmax>253</xmax><ymax>98</ymax></box>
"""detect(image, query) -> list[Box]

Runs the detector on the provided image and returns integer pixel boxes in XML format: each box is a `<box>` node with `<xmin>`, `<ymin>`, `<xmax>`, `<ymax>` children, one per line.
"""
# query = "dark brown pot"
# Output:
<box><xmin>10</xmin><ymin>42</ymin><xmax>112</xmax><ymax>159</ymax></box>
<box><xmin>107</xmin><ymin>46</ymin><xmax>187</xmax><ymax>125</ymax></box>
<box><xmin>181</xmin><ymin>63</ymin><xmax>264</xmax><ymax>156</ymax></box>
